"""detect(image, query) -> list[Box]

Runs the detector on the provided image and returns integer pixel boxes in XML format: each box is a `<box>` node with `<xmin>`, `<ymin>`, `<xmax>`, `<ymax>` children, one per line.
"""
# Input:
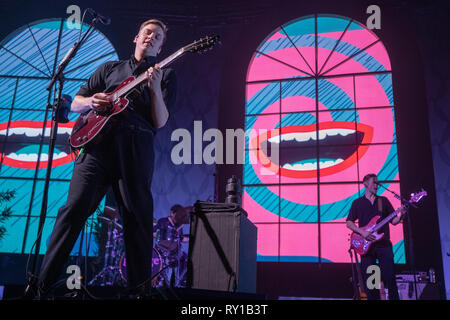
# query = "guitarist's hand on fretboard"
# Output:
<box><xmin>90</xmin><ymin>93</ymin><xmax>112</xmax><ymax>113</ymax></box>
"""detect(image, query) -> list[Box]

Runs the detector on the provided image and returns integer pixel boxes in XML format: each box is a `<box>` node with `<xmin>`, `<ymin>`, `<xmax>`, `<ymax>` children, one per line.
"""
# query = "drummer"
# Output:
<box><xmin>153</xmin><ymin>204</ymin><xmax>189</xmax><ymax>246</ymax></box>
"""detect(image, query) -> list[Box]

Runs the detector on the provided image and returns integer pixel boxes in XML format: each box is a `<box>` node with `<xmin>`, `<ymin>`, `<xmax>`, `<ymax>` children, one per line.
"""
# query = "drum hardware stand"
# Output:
<box><xmin>89</xmin><ymin>216</ymin><xmax>125</xmax><ymax>286</ymax></box>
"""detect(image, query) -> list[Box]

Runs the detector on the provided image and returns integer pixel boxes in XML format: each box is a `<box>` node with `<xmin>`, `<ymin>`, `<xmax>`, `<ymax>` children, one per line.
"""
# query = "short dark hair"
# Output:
<box><xmin>363</xmin><ymin>173</ymin><xmax>377</xmax><ymax>183</ymax></box>
<box><xmin>170</xmin><ymin>204</ymin><xmax>184</xmax><ymax>214</ymax></box>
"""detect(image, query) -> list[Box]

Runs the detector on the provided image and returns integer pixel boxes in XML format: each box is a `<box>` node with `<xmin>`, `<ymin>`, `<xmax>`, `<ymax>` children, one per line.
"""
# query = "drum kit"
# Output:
<box><xmin>89</xmin><ymin>205</ymin><xmax>189</xmax><ymax>288</ymax></box>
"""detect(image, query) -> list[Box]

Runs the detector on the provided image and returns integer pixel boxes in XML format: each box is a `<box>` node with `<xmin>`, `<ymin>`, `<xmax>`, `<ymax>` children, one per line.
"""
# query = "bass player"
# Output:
<box><xmin>346</xmin><ymin>173</ymin><xmax>406</xmax><ymax>300</ymax></box>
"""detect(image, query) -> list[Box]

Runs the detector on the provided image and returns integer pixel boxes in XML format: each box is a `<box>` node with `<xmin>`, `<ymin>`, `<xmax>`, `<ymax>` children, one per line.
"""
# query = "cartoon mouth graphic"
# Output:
<box><xmin>252</xmin><ymin>121</ymin><xmax>374</xmax><ymax>178</ymax></box>
<box><xmin>0</xmin><ymin>120</ymin><xmax>75</xmax><ymax>169</ymax></box>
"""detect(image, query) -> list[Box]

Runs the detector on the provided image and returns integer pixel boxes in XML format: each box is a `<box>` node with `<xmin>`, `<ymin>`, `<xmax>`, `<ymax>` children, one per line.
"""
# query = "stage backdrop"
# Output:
<box><xmin>0</xmin><ymin>18</ymin><xmax>116</xmax><ymax>256</ymax></box>
<box><xmin>243</xmin><ymin>14</ymin><xmax>404</xmax><ymax>263</ymax></box>
<box><xmin>0</xmin><ymin>15</ymin><xmax>217</xmax><ymax>258</ymax></box>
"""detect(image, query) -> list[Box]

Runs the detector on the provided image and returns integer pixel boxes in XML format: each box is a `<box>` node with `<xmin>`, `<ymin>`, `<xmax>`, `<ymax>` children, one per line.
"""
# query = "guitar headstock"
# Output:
<box><xmin>410</xmin><ymin>189</ymin><xmax>427</xmax><ymax>203</ymax></box>
<box><xmin>183</xmin><ymin>35</ymin><xmax>220</xmax><ymax>54</ymax></box>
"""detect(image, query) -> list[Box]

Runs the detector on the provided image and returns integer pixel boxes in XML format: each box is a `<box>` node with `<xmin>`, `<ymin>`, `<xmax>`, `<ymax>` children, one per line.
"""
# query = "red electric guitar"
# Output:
<box><xmin>350</xmin><ymin>189</ymin><xmax>427</xmax><ymax>255</ymax></box>
<box><xmin>69</xmin><ymin>35</ymin><xmax>220</xmax><ymax>148</ymax></box>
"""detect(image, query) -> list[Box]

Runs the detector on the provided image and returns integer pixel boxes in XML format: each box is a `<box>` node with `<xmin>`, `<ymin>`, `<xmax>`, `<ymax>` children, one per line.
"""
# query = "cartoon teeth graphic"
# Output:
<box><xmin>243</xmin><ymin>15</ymin><xmax>404</xmax><ymax>263</ymax></box>
<box><xmin>252</xmin><ymin>121</ymin><xmax>373</xmax><ymax>178</ymax></box>
<box><xmin>0</xmin><ymin>120</ymin><xmax>75</xmax><ymax>169</ymax></box>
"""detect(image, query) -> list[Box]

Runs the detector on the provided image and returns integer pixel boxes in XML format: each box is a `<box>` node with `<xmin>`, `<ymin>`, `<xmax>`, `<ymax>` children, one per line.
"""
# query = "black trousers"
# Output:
<box><xmin>38</xmin><ymin>114</ymin><xmax>155</xmax><ymax>293</ymax></box>
<box><xmin>360</xmin><ymin>243</ymin><xmax>400</xmax><ymax>300</ymax></box>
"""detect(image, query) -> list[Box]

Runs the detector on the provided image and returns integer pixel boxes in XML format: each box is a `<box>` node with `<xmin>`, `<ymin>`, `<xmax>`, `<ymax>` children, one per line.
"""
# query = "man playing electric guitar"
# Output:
<box><xmin>346</xmin><ymin>173</ymin><xmax>406</xmax><ymax>300</ymax></box>
<box><xmin>26</xmin><ymin>19</ymin><xmax>177</xmax><ymax>299</ymax></box>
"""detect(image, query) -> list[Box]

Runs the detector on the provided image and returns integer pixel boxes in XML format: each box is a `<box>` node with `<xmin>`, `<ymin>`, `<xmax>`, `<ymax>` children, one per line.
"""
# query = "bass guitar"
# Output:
<box><xmin>350</xmin><ymin>189</ymin><xmax>427</xmax><ymax>255</ymax></box>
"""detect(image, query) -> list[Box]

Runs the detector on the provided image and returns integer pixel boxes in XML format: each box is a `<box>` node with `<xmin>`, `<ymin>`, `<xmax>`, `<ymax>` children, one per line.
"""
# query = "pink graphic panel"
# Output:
<box><xmin>280</xmin><ymin>223</ymin><xmax>318</xmax><ymax>260</ymax></box>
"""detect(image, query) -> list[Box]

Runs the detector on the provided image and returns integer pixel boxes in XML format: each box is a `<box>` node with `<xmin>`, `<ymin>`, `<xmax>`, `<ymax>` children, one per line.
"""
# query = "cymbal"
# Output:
<box><xmin>104</xmin><ymin>205</ymin><xmax>120</xmax><ymax>220</ymax></box>
<box><xmin>98</xmin><ymin>215</ymin><xmax>123</xmax><ymax>231</ymax></box>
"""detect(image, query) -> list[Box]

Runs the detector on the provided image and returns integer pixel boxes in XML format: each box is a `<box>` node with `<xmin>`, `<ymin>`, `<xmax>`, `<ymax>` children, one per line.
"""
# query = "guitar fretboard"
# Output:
<box><xmin>111</xmin><ymin>49</ymin><xmax>184</xmax><ymax>101</ymax></box>
<box><xmin>372</xmin><ymin>206</ymin><xmax>403</xmax><ymax>232</ymax></box>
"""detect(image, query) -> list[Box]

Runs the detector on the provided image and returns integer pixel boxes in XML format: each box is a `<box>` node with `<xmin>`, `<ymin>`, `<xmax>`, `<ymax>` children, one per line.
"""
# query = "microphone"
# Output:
<box><xmin>87</xmin><ymin>8</ymin><xmax>111</xmax><ymax>25</ymax></box>
<box><xmin>57</xmin><ymin>47</ymin><xmax>75</xmax><ymax>69</ymax></box>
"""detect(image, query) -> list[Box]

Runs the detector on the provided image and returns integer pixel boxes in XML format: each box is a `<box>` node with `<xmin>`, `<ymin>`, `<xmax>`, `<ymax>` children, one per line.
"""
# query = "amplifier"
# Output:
<box><xmin>187</xmin><ymin>203</ymin><xmax>257</xmax><ymax>293</ymax></box>
<box><xmin>395</xmin><ymin>273</ymin><xmax>441</xmax><ymax>300</ymax></box>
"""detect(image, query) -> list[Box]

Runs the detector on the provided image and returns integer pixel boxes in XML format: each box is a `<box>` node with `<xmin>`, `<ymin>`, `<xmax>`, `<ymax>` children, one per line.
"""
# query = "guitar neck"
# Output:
<box><xmin>112</xmin><ymin>48</ymin><xmax>184</xmax><ymax>101</ymax></box>
<box><xmin>372</xmin><ymin>206</ymin><xmax>403</xmax><ymax>232</ymax></box>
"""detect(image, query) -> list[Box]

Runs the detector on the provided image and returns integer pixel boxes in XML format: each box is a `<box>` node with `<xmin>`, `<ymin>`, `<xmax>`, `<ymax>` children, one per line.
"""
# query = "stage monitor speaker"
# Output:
<box><xmin>396</xmin><ymin>273</ymin><xmax>441</xmax><ymax>300</ymax></box>
<box><xmin>187</xmin><ymin>204</ymin><xmax>257</xmax><ymax>293</ymax></box>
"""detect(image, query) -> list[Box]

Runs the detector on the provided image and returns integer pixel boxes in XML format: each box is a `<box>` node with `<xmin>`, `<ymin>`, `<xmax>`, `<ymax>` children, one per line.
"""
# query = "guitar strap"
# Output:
<box><xmin>377</xmin><ymin>197</ymin><xmax>383</xmax><ymax>213</ymax></box>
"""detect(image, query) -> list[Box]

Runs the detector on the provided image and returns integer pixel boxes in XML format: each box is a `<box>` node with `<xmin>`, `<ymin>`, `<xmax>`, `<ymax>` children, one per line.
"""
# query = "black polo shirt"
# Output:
<box><xmin>76</xmin><ymin>55</ymin><xmax>177</xmax><ymax>133</ymax></box>
<box><xmin>346</xmin><ymin>195</ymin><xmax>395</xmax><ymax>247</ymax></box>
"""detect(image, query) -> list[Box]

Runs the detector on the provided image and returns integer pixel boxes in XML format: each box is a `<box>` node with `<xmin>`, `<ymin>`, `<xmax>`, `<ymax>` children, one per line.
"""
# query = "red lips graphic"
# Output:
<box><xmin>0</xmin><ymin>120</ymin><xmax>75</xmax><ymax>169</ymax></box>
<box><xmin>250</xmin><ymin>121</ymin><xmax>374</xmax><ymax>178</ymax></box>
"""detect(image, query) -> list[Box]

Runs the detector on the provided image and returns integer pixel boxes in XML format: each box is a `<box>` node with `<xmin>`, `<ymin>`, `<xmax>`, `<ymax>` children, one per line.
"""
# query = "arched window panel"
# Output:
<box><xmin>0</xmin><ymin>178</ymin><xmax>34</xmax><ymax>215</ymax></box>
<box><xmin>245</xmin><ymin>82</ymin><xmax>280</xmax><ymax>115</ymax></box>
<box><xmin>319</xmin><ymin>16</ymin><xmax>384</xmax><ymax>76</ymax></box>
<box><xmin>358</xmin><ymin>144</ymin><xmax>399</xmax><ymax>182</ymax></box>
<box><xmin>0</xmin><ymin>109</ymin><xmax>11</xmax><ymax>153</ymax></box>
<box><xmin>279</xmin><ymin>185</ymin><xmax>318</xmax><ymax>223</ymax></box>
<box><xmin>245</xmin><ymin>114</ymin><xmax>281</xmax><ymax>149</ymax></box>
<box><xmin>317</xmin><ymin>77</ymin><xmax>355</xmax><ymax>110</ymax></box>
<box><xmin>30</xmin><ymin>180</ymin><xmax>71</xmax><ymax>218</ymax></box>
<box><xmin>317</xmin><ymin>16</ymin><xmax>352</xmax><ymax>73</ymax></box>
<box><xmin>320</xmin><ymin>223</ymin><xmax>353</xmax><ymax>263</ymax></box>
<box><xmin>0</xmin><ymin>110</ymin><xmax>47</xmax><ymax>177</ymax></box>
<box><xmin>0</xmin><ymin>78</ymin><xmax>16</xmax><ymax>108</ymax></box>
<box><xmin>281</xmin><ymin>80</ymin><xmax>316</xmax><ymax>113</ymax></box>
<box><xmin>23</xmin><ymin>215</ymin><xmax>100</xmax><ymax>255</ymax></box>
<box><xmin>279</xmin><ymin>223</ymin><xmax>319</xmax><ymax>262</ymax></box>
<box><xmin>57</xmin><ymin>24</ymin><xmax>117</xmax><ymax>79</ymax></box>
<box><xmin>244</xmin><ymin>14</ymin><xmax>404</xmax><ymax>263</ymax></box>
<box><xmin>243</xmin><ymin>185</ymin><xmax>280</xmax><ymax>223</ymax></box>
<box><xmin>0</xmin><ymin>20</ymin><xmax>118</xmax><ymax>78</ymax></box>
<box><xmin>255</xmin><ymin>18</ymin><xmax>317</xmax><ymax>76</ymax></box>
<box><xmin>243</xmin><ymin>151</ymin><xmax>280</xmax><ymax>185</ymax></box>
<box><xmin>319</xmin><ymin>184</ymin><xmax>360</xmax><ymax>222</ymax></box>
<box><xmin>255</xmin><ymin>223</ymin><xmax>279</xmax><ymax>262</ymax></box>
<box><xmin>0</xmin><ymin>216</ymin><xmax>27</xmax><ymax>253</ymax></box>
<box><xmin>356</xmin><ymin>108</ymin><xmax>395</xmax><ymax>144</ymax></box>
<box><xmin>36</xmin><ymin>113</ymin><xmax>78</xmax><ymax>180</ymax></box>
<box><xmin>14</xmin><ymin>79</ymin><xmax>51</xmax><ymax>110</ymax></box>
<box><xmin>247</xmin><ymin>53</ymin><xmax>310</xmax><ymax>83</ymax></box>
<box><xmin>278</xmin><ymin>16</ymin><xmax>316</xmax><ymax>75</ymax></box>
<box><xmin>0</xmin><ymin>19</ymin><xmax>117</xmax><ymax>254</ymax></box>
<box><xmin>355</xmin><ymin>74</ymin><xmax>394</xmax><ymax>108</ymax></box>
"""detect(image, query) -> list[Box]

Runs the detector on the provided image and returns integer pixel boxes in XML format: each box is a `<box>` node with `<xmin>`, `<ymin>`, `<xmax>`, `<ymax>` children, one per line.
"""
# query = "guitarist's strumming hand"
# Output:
<box><xmin>89</xmin><ymin>93</ymin><xmax>112</xmax><ymax>113</ymax></box>
<box><xmin>360</xmin><ymin>230</ymin><xmax>376</xmax><ymax>241</ymax></box>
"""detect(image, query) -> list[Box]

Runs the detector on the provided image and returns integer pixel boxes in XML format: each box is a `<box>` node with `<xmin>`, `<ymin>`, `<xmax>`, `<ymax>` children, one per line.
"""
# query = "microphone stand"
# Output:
<box><xmin>26</xmin><ymin>16</ymin><xmax>100</xmax><ymax>295</ymax></box>
<box><xmin>376</xmin><ymin>182</ymin><xmax>418</xmax><ymax>300</ymax></box>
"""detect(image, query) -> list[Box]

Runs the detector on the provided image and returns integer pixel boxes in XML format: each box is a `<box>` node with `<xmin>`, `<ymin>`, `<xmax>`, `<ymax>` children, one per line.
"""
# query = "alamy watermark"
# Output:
<box><xmin>66</xmin><ymin>265</ymin><xmax>82</xmax><ymax>290</ymax></box>
<box><xmin>170</xmin><ymin>121</ymin><xmax>280</xmax><ymax>174</ymax></box>
<box><xmin>366</xmin><ymin>5</ymin><xmax>381</xmax><ymax>30</ymax></box>
<box><xmin>366</xmin><ymin>264</ymin><xmax>381</xmax><ymax>290</ymax></box>
<box><xmin>66</xmin><ymin>5</ymin><xmax>81</xmax><ymax>30</ymax></box>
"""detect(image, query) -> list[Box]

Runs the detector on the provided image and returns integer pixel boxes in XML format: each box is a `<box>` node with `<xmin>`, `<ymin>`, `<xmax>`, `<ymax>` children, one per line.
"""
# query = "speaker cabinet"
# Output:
<box><xmin>187</xmin><ymin>206</ymin><xmax>257</xmax><ymax>293</ymax></box>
